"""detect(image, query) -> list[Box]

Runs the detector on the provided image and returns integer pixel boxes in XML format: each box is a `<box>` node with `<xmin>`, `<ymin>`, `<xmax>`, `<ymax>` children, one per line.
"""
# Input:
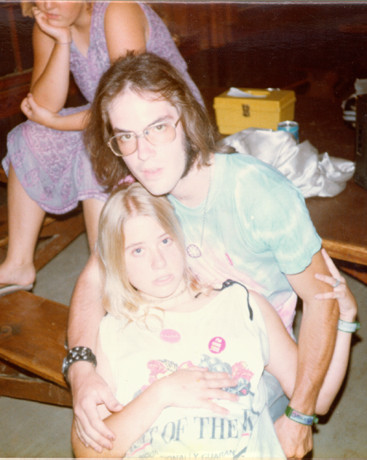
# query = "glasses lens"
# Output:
<box><xmin>146</xmin><ymin>122</ymin><xmax>176</xmax><ymax>145</ymax></box>
<box><xmin>109</xmin><ymin>134</ymin><xmax>136</xmax><ymax>157</ymax></box>
<box><xmin>108</xmin><ymin>121</ymin><xmax>178</xmax><ymax>157</ymax></box>
<box><xmin>108</xmin><ymin>137</ymin><xmax>121</xmax><ymax>156</ymax></box>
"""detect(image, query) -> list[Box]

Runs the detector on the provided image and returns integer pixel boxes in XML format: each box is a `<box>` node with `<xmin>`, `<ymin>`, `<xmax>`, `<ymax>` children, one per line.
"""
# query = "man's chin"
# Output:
<box><xmin>140</xmin><ymin>181</ymin><xmax>171</xmax><ymax>197</ymax></box>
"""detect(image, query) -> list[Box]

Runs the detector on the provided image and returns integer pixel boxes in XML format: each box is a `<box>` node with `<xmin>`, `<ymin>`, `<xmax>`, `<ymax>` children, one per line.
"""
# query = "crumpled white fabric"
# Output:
<box><xmin>220</xmin><ymin>128</ymin><xmax>355</xmax><ymax>198</ymax></box>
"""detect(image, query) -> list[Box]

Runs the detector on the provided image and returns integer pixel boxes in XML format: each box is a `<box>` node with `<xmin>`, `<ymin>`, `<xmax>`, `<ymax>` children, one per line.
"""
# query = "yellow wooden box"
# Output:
<box><xmin>213</xmin><ymin>88</ymin><xmax>296</xmax><ymax>135</ymax></box>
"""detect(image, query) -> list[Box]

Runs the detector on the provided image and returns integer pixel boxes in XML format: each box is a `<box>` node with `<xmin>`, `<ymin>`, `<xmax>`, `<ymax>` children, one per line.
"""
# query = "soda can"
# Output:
<box><xmin>277</xmin><ymin>121</ymin><xmax>299</xmax><ymax>143</ymax></box>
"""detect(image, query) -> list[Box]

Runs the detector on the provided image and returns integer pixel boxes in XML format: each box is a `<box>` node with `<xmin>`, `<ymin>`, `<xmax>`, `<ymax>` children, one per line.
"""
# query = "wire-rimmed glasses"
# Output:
<box><xmin>107</xmin><ymin>119</ymin><xmax>180</xmax><ymax>157</ymax></box>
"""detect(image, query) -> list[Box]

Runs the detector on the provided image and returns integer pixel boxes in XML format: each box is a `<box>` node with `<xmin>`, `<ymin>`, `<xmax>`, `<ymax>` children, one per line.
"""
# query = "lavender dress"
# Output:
<box><xmin>2</xmin><ymin>2</ymin><xmax>202</xmax><ymax>214</ymax></box>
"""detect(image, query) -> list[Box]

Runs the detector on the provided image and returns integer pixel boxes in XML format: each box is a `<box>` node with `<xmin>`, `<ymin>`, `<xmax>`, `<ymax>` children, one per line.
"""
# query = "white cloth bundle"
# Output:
<box><xmin>220</xmin><ymin>128</ymin><xmax>355</xmax><ymax>198</ymax></box>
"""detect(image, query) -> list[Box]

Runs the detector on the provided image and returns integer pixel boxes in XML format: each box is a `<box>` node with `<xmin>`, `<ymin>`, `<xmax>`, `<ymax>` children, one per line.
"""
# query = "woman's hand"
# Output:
<box><xmin>156</xmin><ymin>367</ymin><xmax>239</xmax><ymax>415</ymax></box>
<box><xmin>21</xmin><ymin>93</ymin><xmax>89</xmax><ymax>131</ymax></box>
<box><xmin>21</xmin><ymin>93</ymin><xmax>59</xmax><ymax>128</ymax></box>
<box><xmin>32</xmin><ymin>6</ymin><xmax>72</xmax><ymax>44</ymax></box>
<box><xmin>314</xmin><ymin>248</ymin><xmax>358</xmax><ymax>321</ymax></box>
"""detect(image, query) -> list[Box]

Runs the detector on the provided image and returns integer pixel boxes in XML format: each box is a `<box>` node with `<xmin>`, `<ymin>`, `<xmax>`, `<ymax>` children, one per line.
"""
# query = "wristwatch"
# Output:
<box><xmin>285</xmin><ymin>406</ymin><xmax>319</xmax><ymax>426</ymax></box>
<box><xmin>62</xmin><ymin>346</ymin><xmax>97</xmax><ymax>384</ymax></box>
<box><xmin>338</xmin><ymin>319</ymin><xmax>361</xmax><ymax>333</ymax></box>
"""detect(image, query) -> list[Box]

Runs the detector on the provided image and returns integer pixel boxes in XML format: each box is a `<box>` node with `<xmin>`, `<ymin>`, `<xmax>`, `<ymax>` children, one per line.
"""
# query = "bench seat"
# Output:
<box><xmin>0</xmin><ymin>291</ymin><xmax>72</xmax><ymax>407</ymax></box>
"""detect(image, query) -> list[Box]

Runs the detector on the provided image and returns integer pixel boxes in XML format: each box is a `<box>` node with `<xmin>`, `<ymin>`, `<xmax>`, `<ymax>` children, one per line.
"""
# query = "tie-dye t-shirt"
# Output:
<box><xmin>169</xmin><ymin>153</ymin><xmax>322</xmax><ymax>333</ymax></box>
<box><xmin>98</xmin><ymin>282</ymin><xmax>285</xmax><ymax>459</ymax></box>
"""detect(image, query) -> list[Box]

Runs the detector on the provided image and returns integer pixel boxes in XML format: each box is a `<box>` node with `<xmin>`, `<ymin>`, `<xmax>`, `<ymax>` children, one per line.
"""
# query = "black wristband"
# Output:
<box><xmin>62</xmin><ymin>346</ymin><xmax>97</xmax><ymax>384</ymax></box>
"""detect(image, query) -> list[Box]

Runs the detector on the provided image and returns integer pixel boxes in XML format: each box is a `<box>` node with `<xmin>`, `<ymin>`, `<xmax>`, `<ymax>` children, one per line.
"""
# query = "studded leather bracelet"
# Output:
<box><xmin>62</xmin><ymin>346</ymin><xmax>97</xmax><ymax>384</ymax></box>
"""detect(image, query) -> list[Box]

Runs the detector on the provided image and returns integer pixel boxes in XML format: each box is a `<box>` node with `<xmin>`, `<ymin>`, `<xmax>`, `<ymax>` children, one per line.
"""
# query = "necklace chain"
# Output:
<box><xmin>186</xmin><ymin>168</ymin><xmax>211</xmax><ymax>259</ymax></box>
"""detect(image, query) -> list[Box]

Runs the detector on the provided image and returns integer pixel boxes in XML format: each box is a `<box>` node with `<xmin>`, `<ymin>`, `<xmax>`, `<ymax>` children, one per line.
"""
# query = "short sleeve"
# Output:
<box><xmin>236</xmin><ymin>161</ymin><xmax>322</xmax><ymax>275</ymax></box>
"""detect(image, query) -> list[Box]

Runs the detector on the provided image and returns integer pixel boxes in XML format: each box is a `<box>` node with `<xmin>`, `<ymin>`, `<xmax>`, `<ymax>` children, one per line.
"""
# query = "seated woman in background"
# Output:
<box><xmin>71</xmin><ymin>182</ymin><xmax>358</xmax><ymax>459</ymax></box>
<box><xmin>0</xmin><ymin>1</ymin><xmax>202</xmax><ymax>296</ymax></box>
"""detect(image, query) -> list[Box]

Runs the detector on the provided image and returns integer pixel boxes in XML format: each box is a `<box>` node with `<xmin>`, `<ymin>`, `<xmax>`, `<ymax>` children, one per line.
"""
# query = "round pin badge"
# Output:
<box><xmin>160</xmin><ymin>328</ymin><xmax>181</xmax><ymax>343</ymax></box>
<box><xmin>208</xmin><ymin>336</ymin><xmax>226</xmax><ymax>354</ymax></box>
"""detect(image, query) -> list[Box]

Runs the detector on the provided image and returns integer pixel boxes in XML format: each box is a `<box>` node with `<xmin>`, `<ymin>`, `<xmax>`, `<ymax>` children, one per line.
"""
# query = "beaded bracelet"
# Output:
<box><xmin>338</xmin><ymin>319</ymin><xmax>361</xmax><ymax>333</ymax></box>
<box><xmin>285</xmin><ymin>406</ymin><xmax>319</xmax><ymax>426</ymax></box>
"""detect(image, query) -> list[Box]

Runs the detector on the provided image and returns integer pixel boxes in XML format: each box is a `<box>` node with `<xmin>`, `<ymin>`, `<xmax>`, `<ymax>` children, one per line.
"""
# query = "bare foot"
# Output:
<box><xmin>0</xmin><ymin>259</ymin><xmax>36</xmax><ymax>288</ymax></box>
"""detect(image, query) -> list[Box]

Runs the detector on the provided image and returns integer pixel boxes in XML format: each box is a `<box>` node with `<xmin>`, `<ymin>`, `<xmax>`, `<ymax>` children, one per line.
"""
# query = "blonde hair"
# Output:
<box><xmin>21</xmin><ymin>2</ymin><xmax>34</xmax><ymax>17</ymax></box>
<box><xmin>97</xmin><ymin>183</ymin><xmax>202</xmax><ymax>323</ymax></box>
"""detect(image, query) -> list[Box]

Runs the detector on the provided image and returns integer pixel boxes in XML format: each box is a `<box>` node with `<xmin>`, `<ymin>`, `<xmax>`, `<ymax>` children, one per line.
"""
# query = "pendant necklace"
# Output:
<box><xmin>186</xmin><ymin>169</ymin><xmax>211</xmax><ymax>259</ymax></box>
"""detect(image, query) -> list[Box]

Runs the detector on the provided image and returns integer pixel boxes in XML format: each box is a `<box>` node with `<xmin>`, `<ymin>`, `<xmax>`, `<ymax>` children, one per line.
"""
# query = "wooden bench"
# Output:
<box><xmin>0</xmin><ymin>291</ymin><xmax>72</xmax><ymax>407</ymax></box>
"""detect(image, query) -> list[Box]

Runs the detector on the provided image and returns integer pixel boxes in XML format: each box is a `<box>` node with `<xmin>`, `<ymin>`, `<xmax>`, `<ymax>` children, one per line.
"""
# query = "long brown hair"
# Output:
<box><xmin>85</xmin><ymin>52</ymin><xmax>220</xmax><ymax>193</ymax></box>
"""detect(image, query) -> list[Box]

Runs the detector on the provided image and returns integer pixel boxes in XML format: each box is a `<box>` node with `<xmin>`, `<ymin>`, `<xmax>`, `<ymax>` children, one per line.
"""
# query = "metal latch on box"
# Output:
<box><xmin>242</xmin><ymin>104</ymin><xmax>250</xmax><ymax>117</ymax></box>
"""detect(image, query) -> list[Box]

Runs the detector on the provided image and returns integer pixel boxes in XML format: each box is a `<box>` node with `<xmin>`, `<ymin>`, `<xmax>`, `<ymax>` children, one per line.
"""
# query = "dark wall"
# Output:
<box><xmin>0</xmin><ymin>3</ymin><xmax>33</xmax><ymax>77</ymax></box>
<box><xmin>1</xmin><ymin>2</ymin><xmax>367</xmax><ymax>157</ymax></box>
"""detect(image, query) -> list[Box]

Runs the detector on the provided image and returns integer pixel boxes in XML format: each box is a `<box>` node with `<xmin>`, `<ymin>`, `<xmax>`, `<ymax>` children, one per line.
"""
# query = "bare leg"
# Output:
<box><xmin>82</xmin><ymin>198</ymin><xmax>105</xmax><ymax>252</ymax></box>
<box><xmin>0</xmin><ymin>165</ymin><xmax>45</xmax><ymax>286</ymax></box>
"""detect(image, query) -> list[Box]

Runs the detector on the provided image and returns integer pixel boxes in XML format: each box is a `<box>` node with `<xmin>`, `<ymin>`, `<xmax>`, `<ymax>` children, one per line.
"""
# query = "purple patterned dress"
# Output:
<box><xmin>2</xmin><ymin>2</ymin><xmax>202</xmax><ymax>214</ymax></box>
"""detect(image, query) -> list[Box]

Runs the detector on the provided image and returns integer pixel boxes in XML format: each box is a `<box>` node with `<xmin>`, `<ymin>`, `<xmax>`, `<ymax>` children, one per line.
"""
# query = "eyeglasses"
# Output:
<box><xmin>107</xmin><ymin>119</ymin><xmax>180</xmax><ymax>157</ymax></box>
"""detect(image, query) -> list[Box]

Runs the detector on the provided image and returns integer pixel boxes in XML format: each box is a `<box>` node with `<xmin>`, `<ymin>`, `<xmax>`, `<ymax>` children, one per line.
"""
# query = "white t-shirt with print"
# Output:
<box><xmin>98</xmin><ymin>282</ymin><xmax>286</xmax><ymax>459</ymax></box>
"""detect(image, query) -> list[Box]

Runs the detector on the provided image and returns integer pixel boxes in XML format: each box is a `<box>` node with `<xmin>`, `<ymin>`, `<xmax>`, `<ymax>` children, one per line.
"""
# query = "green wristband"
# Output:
<box><xmin>338</xmin><ymin>319</ymin><xmax>360</xmax><ymax>333</ymax></box>
<box><xmin>285</xmin><ymin>406</ymin><xmax>318</xmax><ymax>426</ymax></box>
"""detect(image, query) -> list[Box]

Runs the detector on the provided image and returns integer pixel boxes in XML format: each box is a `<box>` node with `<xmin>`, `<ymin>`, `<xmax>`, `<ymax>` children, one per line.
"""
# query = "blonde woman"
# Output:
<box><xmin>71</xmin><ymin>183</ymin><xmax>358</xmax><ymax>458</ymax></box>
<box><xmin>0</xmin><ymin>1</ymin><xmax>202</xmax><ymax>295</ymax></box>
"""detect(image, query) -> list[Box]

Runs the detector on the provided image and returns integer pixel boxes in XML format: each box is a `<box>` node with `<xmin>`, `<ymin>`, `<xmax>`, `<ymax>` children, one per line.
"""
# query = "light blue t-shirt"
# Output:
<box><xmin>169</xmin><ymin>153</ymin><xmax>322</xmax><ymax>332</ymax></box>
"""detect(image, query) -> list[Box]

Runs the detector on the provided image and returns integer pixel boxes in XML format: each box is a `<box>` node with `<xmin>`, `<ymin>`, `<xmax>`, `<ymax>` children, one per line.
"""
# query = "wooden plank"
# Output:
<box><xmin>332</xmin><ymin>260</ymin><xmax>367</xmax><ymax>285</ymax></box>
<box><xmin>0</xmin><ymin>360</ymin><xmax>72</xmax><ymax>407</ymax></box>
<box><xmin>0</xmin><ymin>70</ymin><xmax>32</xmax><ymax>92</ymax></box>
<box><xmin>322</xmin><ymin>239</ymin><xmax>367</xmax><ymax>266</ymax></box>
<box><xmin>0</xmin><ymin>199</ymin><xmax>85</xmax><ymax>271</ymax></box>
<box><xmin>0</xmin><ymin>291</ymin><xmax>69</xmax><ymax>388</ymax></box>
<box><xmin>339</xmin><ymin>266</ymin><xmax>367</xmax><ymax>284</ymax></box>
<box><xmin>34</xmin><ymin>211</ymin><xmax>85</xmax><ymax>271</ymax></box>
<box><xmin>307</xmin><ymin>180</ymin><xmax>367</xmax><ymax>269</ymax></box>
